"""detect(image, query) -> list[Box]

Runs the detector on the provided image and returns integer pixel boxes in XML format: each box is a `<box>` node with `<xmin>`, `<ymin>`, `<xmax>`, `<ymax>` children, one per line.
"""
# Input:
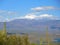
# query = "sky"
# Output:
<box><xmin>0</xmin><ymin>0</ymin><xmax>60</xmax><ymax>22</ymax></box>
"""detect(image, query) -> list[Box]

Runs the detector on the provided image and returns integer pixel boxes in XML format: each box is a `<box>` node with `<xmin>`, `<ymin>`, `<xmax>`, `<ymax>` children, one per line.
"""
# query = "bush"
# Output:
<box><xmin>0</xmin><ymin>30</ymin><xmax>37</xmax><ymax>45</ymax></box>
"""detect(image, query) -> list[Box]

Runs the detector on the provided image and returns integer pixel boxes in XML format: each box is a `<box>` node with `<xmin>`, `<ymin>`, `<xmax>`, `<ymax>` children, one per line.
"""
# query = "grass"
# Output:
<box><xmin>0</xmin><ymin>30</ymin><xmax>60</xmax><ymax>45</ymax></box>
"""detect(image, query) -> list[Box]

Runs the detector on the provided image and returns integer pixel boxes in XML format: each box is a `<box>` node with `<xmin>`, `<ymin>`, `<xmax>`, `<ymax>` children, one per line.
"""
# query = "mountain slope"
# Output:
<box><xmin>0</xmin><ymin>19</ymin><xmax>60</xmax><ymax>33</ymax></box>
<box><xmin>0</xmin><ymin>19</ymin><xmax>60</xmax><ymax>42</ymax></box>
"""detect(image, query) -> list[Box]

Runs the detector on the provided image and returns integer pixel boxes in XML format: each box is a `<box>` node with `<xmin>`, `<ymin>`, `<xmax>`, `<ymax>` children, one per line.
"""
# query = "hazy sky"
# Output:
<box><xmin>0</xmin><ymin>0</ymin><xmax>60</xmax><ymax>21</ymax></box>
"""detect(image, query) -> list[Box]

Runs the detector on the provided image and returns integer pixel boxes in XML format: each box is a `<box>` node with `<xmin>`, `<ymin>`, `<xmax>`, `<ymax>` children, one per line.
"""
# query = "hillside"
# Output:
<box><xmin>0</xmin><ymin>19</ymin><xmax>60</xmax><ymax>42</ymax></box>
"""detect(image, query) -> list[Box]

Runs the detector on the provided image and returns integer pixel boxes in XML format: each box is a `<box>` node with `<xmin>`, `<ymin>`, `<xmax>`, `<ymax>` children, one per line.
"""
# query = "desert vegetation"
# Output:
<box><xmin>0</xmin><ymin>30</ymin><xmax>30</xmax><ymax>45</ymax></box>
<box><xmin>0</xmin><ymin>30</ymin><xmax>60</xmax><ymax>45</ymax></box>
<box><xmin>0</xmin><ymin>22</ymin><xmax>60</xmax><ymax>45</ymax></box>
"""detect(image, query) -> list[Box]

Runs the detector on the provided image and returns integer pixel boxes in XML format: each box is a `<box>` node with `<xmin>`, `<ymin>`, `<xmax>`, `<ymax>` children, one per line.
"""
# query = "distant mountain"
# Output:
<box><xmin>0</xmin><ymin>19</ymin><xmax>60</xmax><ymax>42</ymax></box>
<box><xmin>0</xmin><ymin>19</ymin><xmax>60</xmax><ymax>33</ymax></box>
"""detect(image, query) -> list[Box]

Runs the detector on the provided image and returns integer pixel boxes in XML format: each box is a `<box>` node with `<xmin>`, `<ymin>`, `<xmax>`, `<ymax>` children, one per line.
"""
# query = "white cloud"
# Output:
<box><xmin>0</xmin><ymin>10</ymin><xmax>17</xmax><ymax>15</ymax></box>
<box><xmin>0</xmin><ymin>16</ymin><xmax>9</xmax><ymax>22</ymax></box>
<box><xmin>7</xmin><ymin>11</ymin><xmax>17</xmax><ymax>15</ymax></box>
<box><xmin>38</xmin><ymin>14</ymin><xmax>60</xmax><ymax>20</ymax></box>
<box><xmin>31</xmin><ymin>7</ymin><xmax>44</xmax><ymax>11</ymax></box>
<box><xmin>17</xmin><ymin>14</ymin><xmax>59</xmax><ymax>20</ymax></box>
<box><xmin>0</xmin><ymin>13</ymin><xmax>59</xmax><ymax>22</ymax></box>
<box><xmin>39</xmin><ymin>14</ymin><xmax>53</xmax><ymax>17</ymax></box>
<box><xmin>39</xmin><ymin>14</ymin><xmax>54</xmax><ymax>19</ymax></box>
<box><xmin>31</xmin><ymin>6</ymin><xmax>60</xmax><ymax>11</ymax></box>
<box><xmin>0</xmin><ymin>10</ymin><xmax>19</xmax><ymax>22</ymax></box>
<box><xmin>0</xmin><ymin>9</ymin><xmax>60</xmax><ymax>22</ymax></box>
<box><xmin>22</xmin><ymin>14</ymin><xmax>36</xmax><ymax>19</ymax></box>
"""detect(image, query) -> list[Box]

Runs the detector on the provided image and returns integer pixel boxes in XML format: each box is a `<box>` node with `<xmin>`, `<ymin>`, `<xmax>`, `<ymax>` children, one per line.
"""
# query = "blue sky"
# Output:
<box><xmin>0</xmin><ymin>0</ymin><xmax>60</xmax><ymax>21</ymax></box>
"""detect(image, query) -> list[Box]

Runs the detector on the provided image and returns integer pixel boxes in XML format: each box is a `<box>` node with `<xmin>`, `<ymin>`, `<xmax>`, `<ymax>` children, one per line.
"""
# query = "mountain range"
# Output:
<box><xmin>0</xmin><ymin>18</ymin><xmax>60</xmax><ymax>42</ymax></box>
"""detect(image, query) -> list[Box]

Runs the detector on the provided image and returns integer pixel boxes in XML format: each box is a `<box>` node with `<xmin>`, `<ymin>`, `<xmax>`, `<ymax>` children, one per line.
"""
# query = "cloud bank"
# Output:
<box><xmin>0</xmin><ymin>13</ymin><xmax>59</xmax><ymax>22</ymax></box>
<box><xmin>31</xmin><ymin>6</ymin><xmax>60</xmax><ymax>11</ymax></box>
<box><xmin>20</xmin><ymin>14</ymin><xmax>59</xmax><ymax>20</ymax></box>
<box><xmin>0</xmin><ymin>10</ymin><xmax>19</xmax><ymax>22</ymax></box>
<box><xmin>0</xmin><ymin>7</ymin><xmax>60</xmax><ymax>22</ymax></box>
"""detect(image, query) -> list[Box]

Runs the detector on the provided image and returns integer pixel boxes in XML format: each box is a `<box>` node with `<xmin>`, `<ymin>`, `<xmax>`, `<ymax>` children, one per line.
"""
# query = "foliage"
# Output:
<box><xmin>0</xmin><ymin>30</ymin><xmax>37</xmax><ymax>45</ymax></box>
<box><xmin>0</xmin><ymin>30</ymin><xmax>60</xmax><ymax>45</ymax></box>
